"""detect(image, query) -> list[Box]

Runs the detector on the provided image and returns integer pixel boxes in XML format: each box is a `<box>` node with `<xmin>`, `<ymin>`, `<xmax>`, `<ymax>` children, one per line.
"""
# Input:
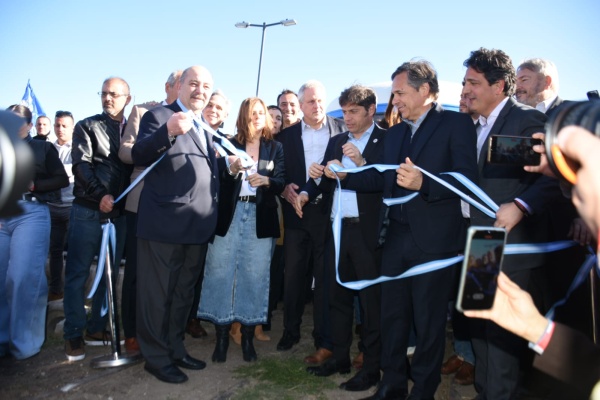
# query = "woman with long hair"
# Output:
<box><xmin>198</xmin><ymin>97</ymin><xmax>285</xmax><ymax>363</ymax></box>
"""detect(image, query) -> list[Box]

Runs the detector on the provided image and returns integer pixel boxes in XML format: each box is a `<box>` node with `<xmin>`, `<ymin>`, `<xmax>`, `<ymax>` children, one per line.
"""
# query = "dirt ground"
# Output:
<box><xmin>0</xmin><ymin>273</ymin><xmax>477</xmax><ymax>400</ymax></box>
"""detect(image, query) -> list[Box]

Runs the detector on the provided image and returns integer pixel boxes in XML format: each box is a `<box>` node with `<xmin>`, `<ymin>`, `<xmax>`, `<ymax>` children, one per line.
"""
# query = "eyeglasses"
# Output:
<box><xmin>55</xmin><ymin>110</ymin><xmax>73</xmax><ymax>118</ymax></box>
<box><xmin>98</xmin><ymin>92</ymin><xmax>129</xmax><ymax>98</ymax></box>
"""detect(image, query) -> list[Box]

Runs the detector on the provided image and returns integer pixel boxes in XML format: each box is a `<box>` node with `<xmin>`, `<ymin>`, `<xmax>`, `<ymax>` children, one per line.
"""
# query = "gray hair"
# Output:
<box><xmin>210</xmin><ymin>89</ymin><xmax>231</xmax><ymax>114</ymax></box>
<box><xmin>166</xmin><ymin>70</ymin><xmax>182</xmax><ymax>87</ymax></box>
<box><xmin>518</xmin><ymin>58</ymin><xmax>559</xmax><ymax>93</ymax></box>
<box><xmin>298</xmin><ymin>80</ymin><xmax>326</xmax><ymax>104</ymax></box>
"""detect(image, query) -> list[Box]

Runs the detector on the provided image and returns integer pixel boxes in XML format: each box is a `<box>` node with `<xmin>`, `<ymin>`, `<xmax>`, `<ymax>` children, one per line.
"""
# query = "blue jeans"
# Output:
<box><xmin>199</xmin><ymin>202</ymin><xmax>273</xmax><ymax>325</ymax></box>
<box><xmin>63</xmin><ymin>203</ymin><xmax>126</xmax><ymax>340</ymax></box>
<box><xmin>0</xmin><ymin>201</ymin><xmax>50</xmax><ymax>359</ymax></box>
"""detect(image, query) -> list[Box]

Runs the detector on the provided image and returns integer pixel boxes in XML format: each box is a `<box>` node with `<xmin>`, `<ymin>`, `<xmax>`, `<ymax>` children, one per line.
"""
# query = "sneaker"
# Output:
<box><xmin>65</xmin><ymin>337</ymin><xmax>85</xmax><ymax>361</ymax></box>
<box><xmin>84</xmin><ymin>330</ymin><xmax>110</xmax><ymax>346</ymax></box>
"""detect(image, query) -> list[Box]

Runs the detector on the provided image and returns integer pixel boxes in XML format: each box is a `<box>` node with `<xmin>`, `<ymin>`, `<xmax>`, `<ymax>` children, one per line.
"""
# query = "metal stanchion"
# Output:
<box><xmin>91</xmin><ymin>224</ymin><xmax>143</xmax><ymax>368</ymax></box>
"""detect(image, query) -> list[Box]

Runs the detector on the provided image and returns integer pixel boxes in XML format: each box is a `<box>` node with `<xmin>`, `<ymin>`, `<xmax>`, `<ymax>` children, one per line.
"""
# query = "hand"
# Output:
<box><xmin>308</xmin><ymin>162</ymin><xmax>325</xmax><ymax>180</ymax></box>
<box><xmin>324</xmin><ymin>160</ymin><xmax>345</xmax><ymax>180</ymax></box>
<box><xmin>494</xmin><ymin>202</ymin><xmax>523</xmax><ymax>233</ymax></box>
<box><xmin>229</xmin><ymin>157</ymin><xmax>247</xmax><ymax>175</ymax></box>
<box><xmin>166</xmin><ymin>112</ymin><xmax>193</xmax><ymax>136</ymax></box>
<box><xmin>247</xmin><ymin>173</ymin><xmax>269</xmax><ymax>188</ymax></box>
<box><xmin>99</xmin><ymin>194</ymin><xmax>114</xmax><ymax>213</ymax></box>
<box><xmin>557</xmin><ymin>126</ymin><xmax>600</xmax><ymax>238</ymax></box>
<box><xmin>341</xmin><ymin>142</ymin><xmax>364</xmax><ymax>166</ymax></box>
<box><xmin>568</xmin><ymin>217</ymin><xmax>594</xmax><ymax>246</ymax></box>
<box><xmin>294</xmin><ymin>192</ymin><xmax>309</xmax><ymax>218</ymax></box>
<box><xmin>464</xmin><ymin>272</ymin><xmax>549</xmax><ymax>343</ymax></box>
<box><xmin>524</xmin><ymin>133</ymin><xmax>555</xmax><ymax>177</ymax></box>
<box><xmin>282</xmin><ymin>183</ymin><xmax>299</xmax><ymax>205</ymax></box>
<box><xmin>396</xmin><ymin>157</ymin><xmax>422</xmax><ymax>190</ymax></box>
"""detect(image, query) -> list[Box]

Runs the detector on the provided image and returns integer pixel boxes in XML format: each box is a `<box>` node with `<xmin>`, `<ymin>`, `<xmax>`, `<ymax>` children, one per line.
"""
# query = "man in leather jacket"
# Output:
<box><xmin>63</xmin><ymin>77</ymin><xmax>131</xmax><ymax>361</ymax></box>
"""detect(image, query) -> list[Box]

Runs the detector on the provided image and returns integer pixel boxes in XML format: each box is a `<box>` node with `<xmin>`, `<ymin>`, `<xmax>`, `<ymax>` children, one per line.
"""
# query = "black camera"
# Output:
<box><xmin>544</xmin><ymin>99</ymin><xmax>600</xmax><ymax>184</ymax></box>
<box><xmin>0</xmin><ymin>111</ymin><xmax>35</xmax><ymax>218</ymax></box>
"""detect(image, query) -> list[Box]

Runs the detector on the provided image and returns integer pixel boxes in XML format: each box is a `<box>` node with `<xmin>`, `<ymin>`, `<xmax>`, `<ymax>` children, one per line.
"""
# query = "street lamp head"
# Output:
<box><xmin>235</xmin><ymin>21</ymin><xmax>249</xmax><ymax>28</ymax></box>
<box><xmin>281</xmin><ymin>19</ymin><xmax>297</xmax><ymax>27</ymax></box>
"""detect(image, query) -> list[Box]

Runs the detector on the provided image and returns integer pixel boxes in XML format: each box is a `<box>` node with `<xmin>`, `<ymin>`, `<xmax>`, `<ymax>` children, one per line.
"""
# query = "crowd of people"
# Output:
<box><xmin>1</xmin><ymin>46</ymin><xmax>599</xmax><ymax>399</ymax></box>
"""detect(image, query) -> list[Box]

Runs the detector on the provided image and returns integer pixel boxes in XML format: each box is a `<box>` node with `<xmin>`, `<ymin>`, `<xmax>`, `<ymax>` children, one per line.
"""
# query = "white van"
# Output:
<box><xmin>326</xmin><ymin>80</ymin><xmax>463</xmax><ymax>120</ymax></box>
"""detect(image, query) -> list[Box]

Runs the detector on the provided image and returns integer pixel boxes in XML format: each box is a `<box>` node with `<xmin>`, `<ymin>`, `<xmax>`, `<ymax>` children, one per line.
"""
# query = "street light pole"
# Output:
<box><xmin>235</xmin><ymin>19</ymin><xmax>297</xmax><ymax>97</ymax></box>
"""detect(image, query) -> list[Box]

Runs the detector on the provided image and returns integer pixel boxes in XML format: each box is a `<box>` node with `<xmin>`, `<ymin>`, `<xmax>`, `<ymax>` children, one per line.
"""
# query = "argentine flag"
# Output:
<box><xmin>21</xmin><ymin>80</ymin><xmax>46</xmax><ymax>136</ymax></box>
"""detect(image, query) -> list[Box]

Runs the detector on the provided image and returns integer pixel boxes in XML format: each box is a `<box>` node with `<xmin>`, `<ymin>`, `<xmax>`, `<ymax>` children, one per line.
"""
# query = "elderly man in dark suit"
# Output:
<box><xmin>275</xmin><ymin>80</ymin><xmax>346</xmax><ymax>363</ymax></box>
<box><xmin>132</xmin><ymin>65</ymin><xmax>226</xmax><ymax>384</ymax></box>
<box><xmin>342</xmin><ymin>60</ymin><xmax>479</xmax><ymax>400</ymax></box>
<box><xmin>463</xmin><ymin>48</ymin><xmax>561</xmax><ymax>400</ymax></box>
<box><xmin>295</xmin><ymin>85</ymin><xmax>386</xmax><ymax>392</ymax></box>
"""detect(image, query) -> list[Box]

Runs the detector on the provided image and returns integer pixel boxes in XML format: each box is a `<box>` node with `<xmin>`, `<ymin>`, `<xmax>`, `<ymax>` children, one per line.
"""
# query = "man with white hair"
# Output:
<box><xmin>515</xmin><ymin>58</ymin><xmax>562</xmax><ymax>114</ymax></box>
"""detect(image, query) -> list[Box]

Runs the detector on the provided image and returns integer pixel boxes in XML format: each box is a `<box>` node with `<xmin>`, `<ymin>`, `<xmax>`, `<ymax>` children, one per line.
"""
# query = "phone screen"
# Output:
<box><xmin>456</xmin><ymin>227</ymin><xmax>507</xmax><ymax>312</ymax></box>
<box><xmin>487</xmin><ymin>135</ymin><xmax>542</xmax><ymax>166</ymax></box>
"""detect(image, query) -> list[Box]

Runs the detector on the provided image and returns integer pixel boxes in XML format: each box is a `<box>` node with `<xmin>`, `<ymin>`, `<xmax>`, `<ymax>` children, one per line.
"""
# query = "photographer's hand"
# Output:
<box><xmin>524</xmin><ymin>133</ymin><xmax>556</xmax><ymax>177</ymax></box>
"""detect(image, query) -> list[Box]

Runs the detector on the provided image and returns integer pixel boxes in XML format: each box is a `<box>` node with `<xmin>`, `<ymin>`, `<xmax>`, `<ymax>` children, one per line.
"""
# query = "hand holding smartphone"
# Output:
<box><xmin>487</xmin><ymin>135</ymin><xmax>543</xmax><ymax>166</ymax></box>
<box><xmin>456</xmin><ymin>227</ymin><xmax>507</xmax><ymax>312</ymax></box>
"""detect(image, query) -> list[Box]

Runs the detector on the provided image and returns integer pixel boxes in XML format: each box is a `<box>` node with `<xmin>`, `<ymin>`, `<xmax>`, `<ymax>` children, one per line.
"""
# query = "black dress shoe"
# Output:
<box><xmin>174</xmin><ymin>354</ymin><xmax>206</xmax><ymax>370</ymax></box>
<box><xmin>306</xmin><ymin>358</ymin><xmax>351</xmax><ymax>377</ymax></box>
<box><xmin>340</xmin><ymin>369</ymin><xmax>381</xmax><ymax>391</ymax></box>
<box><xmin>359</xmin><ymin>382</ymin><xmax>406</xmax><ymax>400</ymax></box>
<box><xmin>276</xmin><ymin>330</ymin><xmax>300</xmax><ymax>351</ymax></box>
<box><xmin>144</xmin><ymin>363</ymin><xmax>188</xmax><ymax>384</ymax></box>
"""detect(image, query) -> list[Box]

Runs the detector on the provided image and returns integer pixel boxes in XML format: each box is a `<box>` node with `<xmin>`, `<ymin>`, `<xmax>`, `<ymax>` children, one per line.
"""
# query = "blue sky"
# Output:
<box><xmin>1</xmin><ymin>0</ymin><xmax>599</xmax><ymax>133</ymax></box>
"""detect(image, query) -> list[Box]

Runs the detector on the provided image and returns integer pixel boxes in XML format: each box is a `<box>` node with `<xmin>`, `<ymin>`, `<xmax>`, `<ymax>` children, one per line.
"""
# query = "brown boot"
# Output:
<box><xmin>454</xmin><ymin>361</ymin><xmax>475</xmax><ymax>385</ymax></box>
<box><xmin>254</xmin><ymin>325</ymin><xmax>271</xmax><ymax>341</ymax></box>
<box><xmin>352</xmin><ymin>352</ymin><xmax>364</xmax><ymax>369</ymax></box>
<box><xmin>229</xmin><ymin>322</ymin><xmax>242</xmax><ymax>345</ymax></box>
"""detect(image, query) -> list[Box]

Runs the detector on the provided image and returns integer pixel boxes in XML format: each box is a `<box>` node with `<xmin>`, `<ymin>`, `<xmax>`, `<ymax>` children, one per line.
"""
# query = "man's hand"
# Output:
<box><xmin>494</xmin><ymin>202</ymin><xmax>523</xmax><ymax>233</ymax></box>
<box><xmin>282</xmin><ymin>183</ymin><xmax>299</xmax><ymax>205</ymax></box>
<box><xmin>324</xmin><ymin>160</ymin><xmax>345</xmax><ymax>180</ymax></box>
<box><xmin>294</xmin><ymin>192</ymin><xmax>309</xmax><ymax>218</ymax></box>
<box><xmin>568</xmin><ymin>217</ymin><xmax>594</xmax><ymax>246</ymax></box>
<box><xmin>396</xmin><ymin>157</ymin><xmax>422</xmax><ymax>190</ymax></box>
<box><xmin>100</xmin><ymin>194</ymin><xmax>114</xmax><ymax>213</ymax></box>
<box><xmin>342</xmin><ymin>142</ymin><xmax>364</xmax><ymax>166</ymax></box>
<box><xmin>524</xmin><ymin>133</ymin><xmax>555</xmax><ymax>177</ymax></box>
<box><xmin>464</xmin><ymin>272</ymin><xmax>549</xmax><ymax>343</ymax></box>
<box><xmin>308</xmin><ymin>162</ymin><xmax>325</xmax><ymax>180</ymax></box>
<box><xmin>166</xmin><ymin>112</ymin><xmax>193</xmax><ymax>136</ymax></box>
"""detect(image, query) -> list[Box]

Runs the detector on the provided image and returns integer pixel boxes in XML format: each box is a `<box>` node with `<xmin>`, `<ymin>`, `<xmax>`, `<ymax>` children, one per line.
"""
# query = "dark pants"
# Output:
<box><xmin>136</xmin><ymin>239</ymin><xmax>207</xmax><ymax>368</ymax></box>
<box><xmin>122</xmin><ymin>211</ymin><xmax>137</xmax><ymax>338</ymax></box>
<box><xmin>48</xmin><ymin>204</ymin><xmax>71</xmax><ymax>295</ymax></box>
<box><xmin>282</xmin><ymin>203</ymin><xmax>331</xmax><ymax>349</ymax></box>
<box><xmin>379</xmin><ymin>222</ymin><xmax>457</xmax><ymax>399</ymax></box>
<box><xmin>328</xmin><ymin>220</ymin><xmax>381</xmax><ymax>374</ymax></box>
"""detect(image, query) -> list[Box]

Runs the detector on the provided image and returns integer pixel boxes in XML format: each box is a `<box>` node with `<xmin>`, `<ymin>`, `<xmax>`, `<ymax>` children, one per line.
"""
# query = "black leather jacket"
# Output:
<box><xmin>26</xmin><ymin>136</ymin><xmax>69</xmax><ymax>203</ymax></box>
<box><xmin>72</xmin><ymin>112</ymin><xmax>129</xmax><ymax>217</ymax></box>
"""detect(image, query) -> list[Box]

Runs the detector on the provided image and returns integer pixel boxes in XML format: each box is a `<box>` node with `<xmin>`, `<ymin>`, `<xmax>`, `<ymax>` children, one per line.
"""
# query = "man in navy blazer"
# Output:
<box><xmin>463</xmin><ymin>48</ymin><xmax>563</xmax><ymax>400</ymax></box>
<box><xmin>343</xmin><ymin>61</ymin><xmax>478</xmax><ymax>400</ymax></box>
<box><xmin>132</xmin><ymin>66</ymin><xmax>224</xmax><ymax>384</ymax></box>
<box><xmin>275</xmin><ymin>80</ymin><xmax>346</xmax><ymax>361</ymax></box>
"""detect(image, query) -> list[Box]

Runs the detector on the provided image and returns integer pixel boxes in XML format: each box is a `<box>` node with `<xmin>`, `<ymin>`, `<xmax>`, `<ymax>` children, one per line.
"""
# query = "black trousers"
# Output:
<box><xmin>328</xmin><ymin>220</ymin><xmax>381</xmax><ymax>374</ymax></box>
<box><xmin>136</xmin><ymin>239</ymin><xmax>207</xmax><ymax>368</ymax></box>
<box><xmin>282</xmin><ymin>203</ymin><xmax>331</xmax><ymax>349</ymax></box>
<box><xmin>379</xmin><ymin>222</ymin><xmax>457</xmax><ymax>399</ymax></box>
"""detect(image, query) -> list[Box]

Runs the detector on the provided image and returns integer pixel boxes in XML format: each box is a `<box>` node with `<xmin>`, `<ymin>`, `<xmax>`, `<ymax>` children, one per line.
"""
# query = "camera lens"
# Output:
<box><xmin>545</xmin><ymin>100</ymin><xmax>600</xmax><ymax>183</ymax></box>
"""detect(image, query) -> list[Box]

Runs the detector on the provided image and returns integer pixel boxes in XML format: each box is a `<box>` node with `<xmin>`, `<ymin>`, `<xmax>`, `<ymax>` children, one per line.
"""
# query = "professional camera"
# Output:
<box><xmin>544</xmin><ymin>98</ymin><xmax>600</xmax><ymax>184</ymax></box>
<box><xmin>0</xmin><ymin>110</ymin><xmax>35</xmax><ymax>218</ymax></box>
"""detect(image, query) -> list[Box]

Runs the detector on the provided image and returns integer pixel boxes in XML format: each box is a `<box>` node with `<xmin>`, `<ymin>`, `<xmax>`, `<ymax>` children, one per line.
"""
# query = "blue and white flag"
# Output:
<box><xmin>20</xmin><ymin>80</ymin><xmax>46</xmax><ymax>135</ymax></box>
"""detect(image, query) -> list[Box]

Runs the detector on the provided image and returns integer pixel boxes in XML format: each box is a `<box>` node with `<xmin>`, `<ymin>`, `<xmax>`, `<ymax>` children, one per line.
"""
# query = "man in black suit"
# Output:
<box><xmin>132</xmin><ymin>65</ymin><xmax>226</xmax><ymax>384</ymax></box>
<box><xmin>275</xmin><ymin>80</ymin><xmax>346</xmax><ymax>363</ymax></box>
<box><xmin>343</xmin><ymin>61</ymin><xmax>479</xmax><ymax>400</ymax></box>
<box><xmin>463</xmin><ymin>48</ymin><xmax>561</xmax><ymax>399</ymax></box>
<box><xmin>340</xmin><ymin>60</ymin><xmax>477</xmax><ymax>399</ymax></box>
<box><xmin>516</xmin><ymin>58</ymin><xmax>563</xmax><ymax>115</ymax></box>
<box><xmin>295</xmin><ymin>85</ymin><xmax>385</xmax><ymax>392</ymax></box>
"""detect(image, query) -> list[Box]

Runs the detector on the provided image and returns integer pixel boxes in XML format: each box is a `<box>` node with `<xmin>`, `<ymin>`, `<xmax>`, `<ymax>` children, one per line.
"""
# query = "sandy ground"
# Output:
<box><xmin>0</xmin><ymin>269</ymin><xmax>477</xmax><ymax>400</ymax></box>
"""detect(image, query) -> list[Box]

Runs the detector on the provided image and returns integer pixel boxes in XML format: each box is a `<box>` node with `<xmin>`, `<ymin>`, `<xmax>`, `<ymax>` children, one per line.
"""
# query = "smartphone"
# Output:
<box><xmin>487</xmin><ymin>135</ymin><xmax>542</xmax><ymax>166</ymax></box>
<box><xmin>456</xmin><ymin>226</ymin><xmax>507</xmax><ymax>312</ymax></box>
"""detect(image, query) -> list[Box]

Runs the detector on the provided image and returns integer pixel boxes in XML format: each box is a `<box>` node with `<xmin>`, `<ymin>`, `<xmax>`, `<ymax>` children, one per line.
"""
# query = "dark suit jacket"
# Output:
<box><xmin>215</xmin><ymin>137</ymin><xmax>285</xmax><ymax>239</ymax></box>
<box><xmin>470</xmin><ymin>97</ymin><xmax>562</xmax><ymax>271</ymax></box>
<box><xmin>302</xmin><ymin>125</ymin><xmax>386</xmax><ymax>253</ymax></box>
<box><xmin>276</xmin><ymin>115</ymin><xmax>346</xmax><ymax>229</ymax></box>
<box><xmin>345</xmin><ymin>104</ymin><xmax>479</xmax><ymax>256</ymax></box>
<box><xmin>533</xmin><ymin>323</ymin><xmax>600</xmax><ymax>399</ymax></box>
<box><xmin>132</xmin><ymin>101</ymin><xmax>222</xmax><ymax>245</ymax></box>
